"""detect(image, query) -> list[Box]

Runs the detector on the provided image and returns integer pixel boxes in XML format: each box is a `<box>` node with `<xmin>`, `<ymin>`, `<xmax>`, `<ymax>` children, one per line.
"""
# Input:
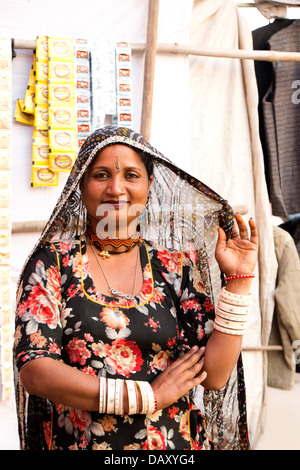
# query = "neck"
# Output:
<box><xmin>90</xmin><ymin>222</ymin><xmax>139</xmax><ymax>240</ymax></box>
<box><xmin>86</xmin><ymin>227</ymin><xmax>142</xmax><ymax>256</ymax></box>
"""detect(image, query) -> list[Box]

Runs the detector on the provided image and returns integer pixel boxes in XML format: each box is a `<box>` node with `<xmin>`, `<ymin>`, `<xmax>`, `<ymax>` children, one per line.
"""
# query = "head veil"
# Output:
<box><xmin>17</xmin><ymin>126</ymin><xmax>234</xmax><ymax>302</ymax></box>
<box><xmin>15</xmin><ymin>126</ymin><xmax>250</xmax><ymax>450</ymax></box>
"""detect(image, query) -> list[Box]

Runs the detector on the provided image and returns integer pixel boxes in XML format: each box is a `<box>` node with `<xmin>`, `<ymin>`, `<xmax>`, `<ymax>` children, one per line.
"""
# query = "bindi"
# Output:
<box><xmin>115</xmin><ymin>156</ymin><xmax>121</xmax><ymax>173</ymax></box>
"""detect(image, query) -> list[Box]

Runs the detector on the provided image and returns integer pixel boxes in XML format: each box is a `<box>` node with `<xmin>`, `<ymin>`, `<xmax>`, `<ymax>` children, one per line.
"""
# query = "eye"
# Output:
<box><xmin>94</xmin><ymin>171</ymin><xmax>109</xmax><ymax>179</ymax></box>
<box><xmin>125</xmin><ymin>172</ymin><xmax>139</xmax><ymax>179</ymax></box>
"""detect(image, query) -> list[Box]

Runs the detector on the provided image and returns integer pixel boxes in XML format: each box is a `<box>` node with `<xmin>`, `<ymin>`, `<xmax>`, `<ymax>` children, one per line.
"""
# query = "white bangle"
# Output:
<box><xmin>136</xmin><ymin>381</ymin><xmax>149</xmax><ymax>414</ymax></box>
<box><xmin>214</xmin><ymin>315</ymin><xmax>248</xmax><ymax>331</ymax></box>
<box><xmin>126</xmin><ymin>380</ymin><xmax>138</xmax><ymax>415</ymax></box>
<box><xmin>213</xmin><ymin>321</ymin><xmax>246</xmax><ymax>335</ymax></box>
<box><xmin>136</xmin><ymin>381</ymin><xmax>157</xmax><ymax>415</ymax></box>
<box><xmin>216</xmin><ymin>307</ymin><xmax>249</xmax><ymax>321</ymax></box>
<box><xmin>218</xmin><ymin>299</ymin><xmax>250</xmax><ymax>315</ymax></box>
<box><xmin>99</xmin><ymin>377</ymin><xmax>106</xmax><ymax>414</ymax></box>
<box><xmin>219</xmin><ymin>287</ymin><xmax>252</xmax><ymax>306</ymax></box>
<box><xmin>115</xmin><ymin>379</ymin><xmax>124</xmax><ymax>415</ymax></box>
<box><xmin>147</xmin><ymin>384</ymin><xmax>157</xmax><ymax>415</ymax></box>
<box><xmin>106</xmin><ymin>378</ymin><xmax>116</xmax><ymax>414</ymax></box>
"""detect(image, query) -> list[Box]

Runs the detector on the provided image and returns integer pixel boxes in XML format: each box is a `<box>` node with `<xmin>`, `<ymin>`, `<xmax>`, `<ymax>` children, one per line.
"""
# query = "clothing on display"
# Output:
<box><xmin>267</xmin><ymin>225</ymin><xmax>300</xmax><ymax>389</ymax></box>
<box><xmin>253</xmin><ymin>19</ymin><xmax>300</xmax><ymax>218</ymax></box>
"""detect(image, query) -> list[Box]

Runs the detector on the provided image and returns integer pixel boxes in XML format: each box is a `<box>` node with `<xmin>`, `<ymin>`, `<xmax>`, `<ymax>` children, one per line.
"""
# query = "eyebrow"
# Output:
<box><xmin>91</xmin><ymin>165</ymin><xmax>143</xmax><ymax>172</ymax></box>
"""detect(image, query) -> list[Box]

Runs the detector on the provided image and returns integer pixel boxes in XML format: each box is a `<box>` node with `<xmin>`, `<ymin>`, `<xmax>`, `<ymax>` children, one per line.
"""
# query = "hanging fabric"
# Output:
<box><xmin>253</xmin><ymin>20</ymin><xmax>300</xmax><ymax>217</ymax></box>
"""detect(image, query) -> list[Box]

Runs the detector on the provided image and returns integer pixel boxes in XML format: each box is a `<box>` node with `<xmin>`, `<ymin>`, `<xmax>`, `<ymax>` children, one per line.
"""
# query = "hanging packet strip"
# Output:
<box><xmin>14</xmin><ymin>99</ymin><xmax>34</xmax><ymax>126</ymax></box>
<box><xmin>115</xmin><ymin>42</ymin><xmax>132</xmax><ymax>128</ymax></box>
<box><xmin>34</xmin><ymin>36</ymin><xmax>49</xmax><ymax>131</ymax></box>
<box><xmin>31</xmin><ymin>36</ymin><xmax>59</xmax><ymax>187</ymax></box>
<box><xmin>0</xmin><ymin>38</ymin><xmax>12</xmax><ymax>402</ymax></box>
<box><xmin>90</xmin><ymin>40</ymin><xmax>117</xmax><ymax>130</ymax></box>
<box><xmin>23</xmin><ymin>57</ymin><xmax>36</xmax><ymax>115</ymax></box>
<box><xmin>74</xmin><ymin>39</ymin><xmax>92</xmax><ymax>150</ymax></box>
<box><xmin>48</xmin><ymin>37</ymin><xmax>77</xmax><ymax>173</ymax></box>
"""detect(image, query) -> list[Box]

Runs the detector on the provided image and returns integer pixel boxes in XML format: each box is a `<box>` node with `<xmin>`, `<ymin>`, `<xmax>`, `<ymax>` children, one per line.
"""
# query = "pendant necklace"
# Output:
<box><xmin>90</xmin><ymin>242</ymin><xmax>140</xmax><ymax>301</ymax></box>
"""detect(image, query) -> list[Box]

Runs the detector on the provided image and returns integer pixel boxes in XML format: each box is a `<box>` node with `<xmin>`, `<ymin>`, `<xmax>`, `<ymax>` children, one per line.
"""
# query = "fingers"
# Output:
<box><xmin>231</xmin><ymin>218</ymin><xmax>240</xmax><ymax>239</ymax></box>
<box><xmin>215</xmin><ymin>227</ymin><xmax>227</xmax><ymax>257</ymax></box>
<box><xmin>235</xmin><ymin>213</ymin><xmax>249</xmax><ymax>240</ymax></box>
<box><xmin>231</xmin><ymin>213</ymin><xmax>258</xmax><ymax>244</ymax></box>
<box><xmin>249</xmin><ymin>217</ymin><xmax>259</xmax><ymax>247</ymax></box>
<box><xmin>175</xmin><ymin>346</ymin><xmax>205</xmax><ymax>378</ymax></box>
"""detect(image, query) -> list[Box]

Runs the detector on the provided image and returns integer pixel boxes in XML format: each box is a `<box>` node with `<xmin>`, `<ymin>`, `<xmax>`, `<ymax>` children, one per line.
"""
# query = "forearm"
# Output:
<box><xmin>201</xmin><ymin>278</ymin><xmax>252</xmax><ymax>390</ymax></box>
<box><xmin>201</xmin><ymin>330</ymin><xmax>242</xmax><ymax>390</ymax></box>
<box><xmin>20</xmin><ymin>356</ymin><xmax>145</xmax><ymax>415</ymax></box>
<box><xmin>20</xmin><ymin>357</ymin><xmax>100</xmax><ymax>411</ymax></box>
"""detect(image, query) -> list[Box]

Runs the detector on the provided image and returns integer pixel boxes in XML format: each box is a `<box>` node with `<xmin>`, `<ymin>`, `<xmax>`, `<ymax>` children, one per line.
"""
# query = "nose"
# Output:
<box><xmin>106</xmin><ymin>175</ymin><xmax>125</xmax><ymax>196</ymax></box>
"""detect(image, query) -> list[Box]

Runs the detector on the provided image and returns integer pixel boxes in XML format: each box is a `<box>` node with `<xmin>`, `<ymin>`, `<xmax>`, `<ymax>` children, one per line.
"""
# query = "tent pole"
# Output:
<box><xmin>13</xmin><ymin>39</ymin><xmax>300</xmax><ymax>62</ymax></box>
<box><xmin>140</xmin><ymin>0</ymin><xmax>160</xmax><ymax>140</ymax></box>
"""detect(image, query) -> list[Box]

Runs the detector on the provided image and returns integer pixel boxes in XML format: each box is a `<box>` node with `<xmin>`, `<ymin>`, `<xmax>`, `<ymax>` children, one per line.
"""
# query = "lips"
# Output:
<box><xmin>101</xmin><ymin>200</ymin><xmax>128</xmax><ymax>209</ymax></box>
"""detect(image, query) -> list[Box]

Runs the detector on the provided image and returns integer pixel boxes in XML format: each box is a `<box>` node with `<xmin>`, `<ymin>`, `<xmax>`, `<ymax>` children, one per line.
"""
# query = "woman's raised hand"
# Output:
<box><xmin>150</xmin><ymin>346</ymin><xmax>207</xmax><ymax>411</ymax></box>
<box><xmin>215</xmin><ymin>213</ymin><xmax>258</xmax><ymax>278</ymax></box>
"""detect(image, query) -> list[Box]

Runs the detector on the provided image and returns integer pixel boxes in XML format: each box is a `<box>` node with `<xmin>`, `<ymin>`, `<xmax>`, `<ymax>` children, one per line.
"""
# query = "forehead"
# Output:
<box><xmin>90</xmin><ymin>144</ymin><xmax>143</xmax><ymax>168</ymax></box>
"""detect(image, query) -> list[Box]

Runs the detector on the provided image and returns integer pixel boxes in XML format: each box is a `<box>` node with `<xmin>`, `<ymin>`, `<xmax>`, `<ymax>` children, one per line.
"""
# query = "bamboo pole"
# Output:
<box><xmin>13</xmin><ymin>38</ymin><xmax>300</xmax><ymax>62</ymax></box>
<box><xmin>132</xmin><ymin>42</ymin><xmax>300</xmax><ymax>62</ymax></box>
<box><xmin>242</xmin><ymin>345</ymin><xmax>283</xmax><ymax>351</ymax></box>
<box><xmin>140</xmin><ymin>0</ymin><xmax>160</xmax><ymax>141</ymax></box>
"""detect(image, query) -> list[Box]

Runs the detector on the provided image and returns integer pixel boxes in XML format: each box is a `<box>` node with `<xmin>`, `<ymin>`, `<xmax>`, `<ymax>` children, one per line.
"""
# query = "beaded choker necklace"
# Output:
<box><xmin>86</xmin><ymin>228</ymin><xmax>142</xmax><ymax>259</ymax></box>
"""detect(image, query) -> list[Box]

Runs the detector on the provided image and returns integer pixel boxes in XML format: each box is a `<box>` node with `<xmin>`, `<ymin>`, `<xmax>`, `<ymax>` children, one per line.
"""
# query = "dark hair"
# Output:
<box><xmin>136</xmin><ymin>149</ymin><xmax>154</xmax><ymax>180</ymax></box>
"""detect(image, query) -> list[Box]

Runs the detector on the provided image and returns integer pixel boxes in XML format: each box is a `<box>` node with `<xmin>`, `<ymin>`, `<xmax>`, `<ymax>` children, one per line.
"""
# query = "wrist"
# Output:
<box><xmin>225</xmin><ymin>278</ymin><xmax>253</xmax><ymax>295</ymax></box>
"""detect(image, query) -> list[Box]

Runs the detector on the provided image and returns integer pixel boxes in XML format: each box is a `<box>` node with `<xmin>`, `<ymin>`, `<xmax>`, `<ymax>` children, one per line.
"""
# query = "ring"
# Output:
<box><xmin>232</xmin><ymin>234</ymin><xmax>240</xmax><ymax>239</ymax></box>
<box><xmin>241</xmin><ymin>236</ymin><xmax>249</xmax><ymax>240</ymax></box>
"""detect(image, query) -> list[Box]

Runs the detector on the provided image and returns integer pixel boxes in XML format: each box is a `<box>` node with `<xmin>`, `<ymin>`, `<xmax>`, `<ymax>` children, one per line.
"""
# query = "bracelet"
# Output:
<box><xmin>214</xmin><ymin>315</ymin><xmax>248</xmax><ymax>330</ymax></box>
<box><xmin>99</xmin><ymin>377</ymin><xmax>106</xmax><ymax>414</ymax></box>
<box><xmin>150</xmin><ymin>384</ymin><xmax>157</xmax><ymax>414</ymax></box>
<box><xmin>136</xmin><ymin>381</ymin><xmax>148</xmax><ymax>414</ymax></box>
<box><xmin>134</xmin><ymin>381</ymin><xmax>140</xmax><ymax>414</ymax></box>
<box><xmin>219</xmin><ymin>287</ymin><xmax>252</xmax><ymax>306</ymax></box>
<box><xmin>136</xmin><ymin>381</ymin><xmax>157</xmax><ymax>415</ymax></box>
<box><xmin>224</xmin><ymin>274</ymin><xmax>255</xmax><ymax>282</ymax></box>
<box><xmin>115</xmin><ymin>379</ymin><xmax>124</xmax><ymax>415</ymax></box>
<box><xmin>126</xmin><ymin>380</ymin><xmax>138</xmax><ymax>415</ymax></box>
<box><xmin>218</xmin><ymin>300</ymin><xmax>250</xmax><ymax>316</ymax></box>
<box><xmin>213</xmin><ymin>321</ymin><xmax>246</xmax><ymax>336</ymax></box>
<box><xmin>216</xmin><ymin>308</ymin><xmax>248</xmax><ymax>323</ymax></box>
<box><xmin>106</xmin><ymin>378</ymin><xmax>116</xmax><ymax>414</ymax></box>
<box><xmin>98</xmin><ymin>378</ymin><xmax>157</xmax><ymax>417</ymax></box>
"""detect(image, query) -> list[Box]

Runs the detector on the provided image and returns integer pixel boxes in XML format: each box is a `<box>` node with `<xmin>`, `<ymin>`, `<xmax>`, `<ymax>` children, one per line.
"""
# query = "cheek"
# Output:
<box><xmin>82</xmin><ymin>180</ymin><xmax>99</xmax><ymax>210</ymax></box>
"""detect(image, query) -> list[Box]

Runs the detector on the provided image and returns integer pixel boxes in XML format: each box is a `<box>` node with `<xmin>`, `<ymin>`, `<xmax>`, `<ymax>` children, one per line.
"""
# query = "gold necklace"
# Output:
<box><xmin>90</xmin><ymin>243</ymin><xmax>140</xmax><ymax>301</ymax></box>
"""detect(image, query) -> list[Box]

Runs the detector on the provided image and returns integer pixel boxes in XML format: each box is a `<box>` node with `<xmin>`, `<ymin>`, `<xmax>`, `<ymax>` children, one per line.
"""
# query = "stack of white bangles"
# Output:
<box><xmin>213</xmin><ymin>287</ymin><xmax>252</xmax><ymax>336</ymax></box>
<box><xmin>99</xmin><ymin>377</ymin><xmax>157</xmax><ymax>416</ymax></box>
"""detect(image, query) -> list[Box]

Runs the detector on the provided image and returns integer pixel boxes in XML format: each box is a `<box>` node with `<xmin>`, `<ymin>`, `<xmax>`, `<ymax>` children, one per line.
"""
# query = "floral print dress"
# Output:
<box><xmin>14</xmin><ymin>235</ymin><xmax>215</xmax><ymax>450</ymax></box>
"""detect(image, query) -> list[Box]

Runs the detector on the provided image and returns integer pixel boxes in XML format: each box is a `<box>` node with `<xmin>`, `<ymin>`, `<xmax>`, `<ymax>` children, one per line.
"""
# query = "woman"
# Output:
<box><xmin>14</xmin><ymin>126</ymin><xmax>258</xmax><ymax>450</ymax></box>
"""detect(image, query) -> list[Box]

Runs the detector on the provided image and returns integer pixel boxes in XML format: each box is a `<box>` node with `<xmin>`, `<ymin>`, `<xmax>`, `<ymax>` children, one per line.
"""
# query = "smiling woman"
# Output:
<box><xmin>14</xmin><ymin>126</ymin><xmax>258</xmax><ymax>451</ymax></box>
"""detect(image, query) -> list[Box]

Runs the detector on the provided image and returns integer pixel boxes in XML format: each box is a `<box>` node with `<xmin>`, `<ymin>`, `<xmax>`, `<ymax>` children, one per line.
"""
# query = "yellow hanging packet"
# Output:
<box><xmin>14</xmin><ymin>99</ymin><xmax>34</xmax><ymax>125</ymax></box>
<box><xmin>31</xmin><ymin>165</ymin><xmax>58</xmax><ymax>187</ymax></box>
<box><xmin>34</xmin><ymin>103</ymin><xmax>48</xmax><ymax>130</ymax></box>
<box><xmin>49</xmin><ymin>151</ymin><xmax>76</xmax><ymax>172</ymax></box>
<box><xmin>23</xmin><ymin>57</ymin><xmax>36</xmax><ymax>115</ymax></box>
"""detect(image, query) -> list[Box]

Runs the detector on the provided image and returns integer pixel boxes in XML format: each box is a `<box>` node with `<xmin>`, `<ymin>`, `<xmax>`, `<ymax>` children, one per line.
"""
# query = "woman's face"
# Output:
<box><xmin>82</xmin><ymin>144</ymin><xmax>152</xmax><ymax>237</ymax></box>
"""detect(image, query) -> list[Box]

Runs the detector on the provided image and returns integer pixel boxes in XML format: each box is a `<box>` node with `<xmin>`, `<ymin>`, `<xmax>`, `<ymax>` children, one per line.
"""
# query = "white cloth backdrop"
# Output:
<box><xmin>189</xmin><ymin>0</ymin><xmax>277</xmax><ymax>445</ymax></box>
<box><xmin>1</xmin><ymin>0</ymin><xmax>277</xmax><ymax>445</ymax></box>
